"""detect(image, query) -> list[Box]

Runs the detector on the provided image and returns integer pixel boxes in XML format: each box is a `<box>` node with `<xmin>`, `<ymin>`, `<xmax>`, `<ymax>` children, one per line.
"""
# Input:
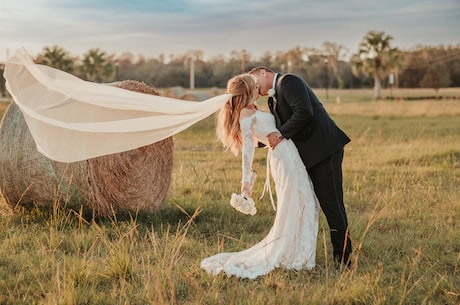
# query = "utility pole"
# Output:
<box><xmin>324</xmin><ymin>58</ymin><xmax>329</xmax><ymax>100</ymax></box>
<box><xmin>241</xmin><ymin>49</ymin><xmax>247</xmax><ymax>72</ymax></box>
<box><xmin>189</xmin><ymin>56</ymin><xmax>195</xmax><ymax>90</ymax></box>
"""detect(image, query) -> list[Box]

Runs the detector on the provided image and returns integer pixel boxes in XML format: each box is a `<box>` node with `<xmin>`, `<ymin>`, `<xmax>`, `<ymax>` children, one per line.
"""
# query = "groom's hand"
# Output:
<box><xmin>267</xmin><ymin>132</ymin><xmax>283</xmax><ymax>149</ymax></box>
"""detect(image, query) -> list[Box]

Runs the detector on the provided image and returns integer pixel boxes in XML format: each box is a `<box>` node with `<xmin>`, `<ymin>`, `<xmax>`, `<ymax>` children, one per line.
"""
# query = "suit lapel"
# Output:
<box><xmin>272</xmin><ymin>73</ymin><xmax>283</xmax><ymax>127</ymax></box>
<box><xmin>268</xmin><ymin>96</ymin><xmax>274</xmax><ymax>113</ymax></box>
<box><xmin>273</xmin><ymin>73</ymin><xmax>283</xmax><ymax>109</ymax></box>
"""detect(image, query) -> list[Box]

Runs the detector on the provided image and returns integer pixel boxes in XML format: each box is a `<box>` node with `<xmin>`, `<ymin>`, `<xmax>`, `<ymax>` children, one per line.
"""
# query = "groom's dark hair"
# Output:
<box><xmin>248</xmin><ymin>66</ymin><xmax>275</xmax><ymax>74</ymax></box>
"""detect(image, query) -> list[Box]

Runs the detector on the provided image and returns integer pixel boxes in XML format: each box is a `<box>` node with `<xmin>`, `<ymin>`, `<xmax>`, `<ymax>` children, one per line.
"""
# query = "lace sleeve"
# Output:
<box><xmin>240</xmin><ymin>114</ymin><xmax>257</xmax><ymax>183</ymax></box>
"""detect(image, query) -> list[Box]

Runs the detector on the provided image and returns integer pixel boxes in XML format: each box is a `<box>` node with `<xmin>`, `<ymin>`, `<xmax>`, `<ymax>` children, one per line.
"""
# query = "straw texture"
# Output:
<box><xmin>0</xmin><ymin>80</ymin><xmax>173</xmax><ymax>216</ymax></box>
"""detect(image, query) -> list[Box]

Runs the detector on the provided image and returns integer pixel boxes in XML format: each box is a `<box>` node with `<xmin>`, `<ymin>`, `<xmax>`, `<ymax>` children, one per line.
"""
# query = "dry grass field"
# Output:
<box><xmin>0</xmin><ymin>89</ymin><xmax>459</xmax><ymax>304</ymax></box>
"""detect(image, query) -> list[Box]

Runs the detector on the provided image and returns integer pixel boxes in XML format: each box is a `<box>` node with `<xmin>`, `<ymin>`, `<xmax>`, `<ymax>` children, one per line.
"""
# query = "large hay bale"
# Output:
<box><xmin>0</xmin><ymin>80</ymin><xmax>174</xmax><ymax>216</ymax></box>
<box><xmin>164</xmin><ymin>86</ymin><xmax>186</xmax><ymax>98</ymax></box>
<box><xmin>179</xmin><ymin>91</ymin><xmax>211</xmax><ymax>101</ymax></box>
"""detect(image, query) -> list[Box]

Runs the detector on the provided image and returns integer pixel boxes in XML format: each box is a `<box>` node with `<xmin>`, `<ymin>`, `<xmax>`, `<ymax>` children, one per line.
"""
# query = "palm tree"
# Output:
<box><xmin>79</xmin><ymin>48</ymin><xmax>113</xmax><ymax>82</ymax></box>
<box><xmin>385</xmin><ymin>47</ymin><xmax>404</xmax><ymax>89</ymax></box>
<box><xmin>352</xmin><ymin>31</ymin><xmax>398</xmax><ymax>99</ymax></box>
<box><xmin>35</xmin><ymin>46</ymin><xmax>74</xmax><ymax>73</ymax></box>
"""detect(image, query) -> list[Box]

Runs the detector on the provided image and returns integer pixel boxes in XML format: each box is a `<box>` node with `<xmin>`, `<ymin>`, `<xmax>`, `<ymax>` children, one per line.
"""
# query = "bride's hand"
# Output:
<box><xmin>241</xmin><ymin>182</ymin><xmax>252</xmax><ymax>197</ymax></box>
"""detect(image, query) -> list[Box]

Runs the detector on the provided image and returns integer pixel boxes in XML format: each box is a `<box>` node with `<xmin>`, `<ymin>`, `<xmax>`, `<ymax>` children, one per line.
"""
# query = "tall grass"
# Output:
<box><xmin>0</xmin><ymin>93</ymin><xmax>459</xmax><ymax>304</ymax></box>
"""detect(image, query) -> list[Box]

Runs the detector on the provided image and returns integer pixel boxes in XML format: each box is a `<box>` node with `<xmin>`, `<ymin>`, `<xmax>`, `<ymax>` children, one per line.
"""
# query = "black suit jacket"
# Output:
<box><xmin>270</xmin><ymin>73</ymin><xmax>350</xmax><ymax>168</ymax></box>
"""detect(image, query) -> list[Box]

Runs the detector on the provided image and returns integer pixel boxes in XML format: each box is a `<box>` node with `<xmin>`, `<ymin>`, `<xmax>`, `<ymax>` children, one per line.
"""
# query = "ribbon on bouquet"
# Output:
<box><xmin>259</xmin><ymin>150</ymin><xmax>277</xmax><ymax>211</ymax></box>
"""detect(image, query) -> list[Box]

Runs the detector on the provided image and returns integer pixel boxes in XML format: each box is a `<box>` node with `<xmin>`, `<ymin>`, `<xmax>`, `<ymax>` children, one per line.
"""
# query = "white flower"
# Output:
<box><xmin>230</xmin><ymin>193</ymin><xmax>257</xmax><ymax>215</ymax></box>
<box><xmin>267</xmin><ymin>88</ymin><xmax>276</xmax><ymax>97</ymax></box>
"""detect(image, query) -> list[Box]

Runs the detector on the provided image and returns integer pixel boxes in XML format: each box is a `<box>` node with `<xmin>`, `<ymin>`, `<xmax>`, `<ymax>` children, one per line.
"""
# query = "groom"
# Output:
<box><xmin>249</xmin><ymin>66</ymin><xmax>352</xmax><ymax>268</ymax></box>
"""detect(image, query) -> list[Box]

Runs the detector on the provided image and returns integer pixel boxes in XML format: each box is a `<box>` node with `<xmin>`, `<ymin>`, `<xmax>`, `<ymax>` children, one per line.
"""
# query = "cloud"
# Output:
<box><xmin>0</xmin><ymin>0</ymin><xmax>458</xmax><ymax>62</ymax></box>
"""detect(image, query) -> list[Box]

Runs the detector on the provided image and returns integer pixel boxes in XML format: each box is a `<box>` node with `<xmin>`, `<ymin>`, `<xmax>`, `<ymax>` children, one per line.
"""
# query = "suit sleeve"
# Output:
<box><xmin>277</xmin><ymin>75</ymin><xmax>314</xmax><ymax>139</ymax></box>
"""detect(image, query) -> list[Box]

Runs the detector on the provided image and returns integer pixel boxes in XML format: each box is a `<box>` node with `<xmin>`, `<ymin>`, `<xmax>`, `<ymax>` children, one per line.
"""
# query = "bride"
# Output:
<box><xmin>200</xmin><ymin>74</ymin><xmax>319</xmax><ymax>279</ymax></box>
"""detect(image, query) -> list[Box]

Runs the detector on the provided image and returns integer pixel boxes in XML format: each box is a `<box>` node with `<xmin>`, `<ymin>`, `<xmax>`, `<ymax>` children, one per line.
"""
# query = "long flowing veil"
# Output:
<box><xmin>3</xmin><ymin>48</ymin><xmax>231</xmax><ymax>162</ymax></box>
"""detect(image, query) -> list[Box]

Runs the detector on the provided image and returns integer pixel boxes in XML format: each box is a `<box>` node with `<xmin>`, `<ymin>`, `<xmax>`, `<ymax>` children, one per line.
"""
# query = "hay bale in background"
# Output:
<box><xmin>179</xmin><ymin>91</ymin><xmax>211</xmax><ymax>101</ymax></box>
<box><xmin>164</xmin><ymin>86</ymin><xmax>186</xmax><ymax>98</ymax></box>
<box><xmin>0</xmin><ymin>80</ymin><xmax>174</xmax><ymax>216</ymax></box>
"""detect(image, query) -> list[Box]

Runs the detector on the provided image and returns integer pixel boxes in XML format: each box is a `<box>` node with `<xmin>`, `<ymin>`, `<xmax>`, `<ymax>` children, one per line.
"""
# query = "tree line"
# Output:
<box><xmin>6</xmin><ymin>31</ymin><xmax>460</xmax><ymax>99</ymax></box>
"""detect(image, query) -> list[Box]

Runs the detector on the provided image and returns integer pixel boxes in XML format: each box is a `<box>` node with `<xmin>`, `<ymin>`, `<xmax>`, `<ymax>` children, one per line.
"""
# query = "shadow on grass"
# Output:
<box><xmin>1</xmin><ymin>197</ymin><xmax>225</xmax><ymax>233</ymax></box>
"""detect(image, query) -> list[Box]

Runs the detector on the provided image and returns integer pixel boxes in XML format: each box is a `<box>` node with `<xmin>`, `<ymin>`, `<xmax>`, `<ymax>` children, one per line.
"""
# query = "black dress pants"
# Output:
<box><xmin>307</xmin><ymin>148</ymin><xmax>352</xmax><ymax>262</ymax></box>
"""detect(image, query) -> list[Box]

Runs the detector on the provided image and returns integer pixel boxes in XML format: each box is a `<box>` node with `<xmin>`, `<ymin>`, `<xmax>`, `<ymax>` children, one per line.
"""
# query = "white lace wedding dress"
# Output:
<box><xmin>200</xmin><ymin>110</ymin><xmax>319</xmax><ymax>279</ymax></box>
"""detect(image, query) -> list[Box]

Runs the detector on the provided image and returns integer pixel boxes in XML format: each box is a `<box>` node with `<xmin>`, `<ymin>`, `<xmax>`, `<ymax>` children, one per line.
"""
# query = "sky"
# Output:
<box><xmin>0</xmin><ymin>0</ymin><xmax>459</xmax><ymax>62</ymax></box>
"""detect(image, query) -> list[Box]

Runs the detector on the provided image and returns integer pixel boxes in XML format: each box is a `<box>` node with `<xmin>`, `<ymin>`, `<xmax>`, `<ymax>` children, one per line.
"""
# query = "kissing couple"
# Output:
<box><xmin>201</xmin><ymin>67</ymin><xmax>352</xmax><ymax>279</ymax></box>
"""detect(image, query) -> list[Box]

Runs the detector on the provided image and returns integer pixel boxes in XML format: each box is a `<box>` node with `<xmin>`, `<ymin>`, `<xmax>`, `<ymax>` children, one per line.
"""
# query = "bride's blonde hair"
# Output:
<box><xmin>217</xmin><ymin>74</ymin><xmax>258</xmax><ymax>155</ymax></box>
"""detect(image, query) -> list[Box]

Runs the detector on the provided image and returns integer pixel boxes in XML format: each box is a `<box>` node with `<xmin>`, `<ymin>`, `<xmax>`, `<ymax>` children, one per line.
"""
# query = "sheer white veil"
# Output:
<box><xmin>3</xmin><ymin>48</ymin><xmax>231</xmax><ymax>163</ymax></box>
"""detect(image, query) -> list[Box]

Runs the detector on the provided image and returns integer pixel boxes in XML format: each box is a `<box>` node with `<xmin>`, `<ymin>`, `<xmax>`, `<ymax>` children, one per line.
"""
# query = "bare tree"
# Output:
<box><xmin>420</xmin><ymin>63</ymin><xmax>451</xmax><ymax>93</ymax></box>
<box><xmin>322</xmin><ymin>42</ymin><xmax>349</xmax><ymax>89</ymax></box>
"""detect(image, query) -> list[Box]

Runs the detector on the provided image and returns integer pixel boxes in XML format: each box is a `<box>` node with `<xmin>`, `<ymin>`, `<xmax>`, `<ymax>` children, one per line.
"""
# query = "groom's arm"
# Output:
<box><xmin>277</xmin><ymin>75</ymin><xmax>313</xmax><ymax>139</ymax></box>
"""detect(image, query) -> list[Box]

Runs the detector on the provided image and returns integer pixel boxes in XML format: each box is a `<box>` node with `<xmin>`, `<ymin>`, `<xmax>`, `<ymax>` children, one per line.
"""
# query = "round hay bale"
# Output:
<box><xmin>164</xmin><ymin>86</ymin><xmax>186</xmax><ymax>98</ymax></box>
<box><xmin>0</xmin><ymin>80</ymin><xmax>174</xmax><ymax>217</ymax></box>
<box><xmin>179</xmin><ymin>91</ymin><xmax>212</xmax><ymax>101</ymax></box>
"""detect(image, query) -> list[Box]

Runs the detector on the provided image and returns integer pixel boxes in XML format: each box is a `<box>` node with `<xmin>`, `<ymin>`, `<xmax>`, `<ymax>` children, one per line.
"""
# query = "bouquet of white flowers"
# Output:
<box><xmin>229</xmin><ymin>171</ymin><xmax>257</xmax><ymax>215</ymax></box>
<box><xmin>230</xmin><ymin>193</ymin><xmax>256</xmax><ymax>215</ymax></box>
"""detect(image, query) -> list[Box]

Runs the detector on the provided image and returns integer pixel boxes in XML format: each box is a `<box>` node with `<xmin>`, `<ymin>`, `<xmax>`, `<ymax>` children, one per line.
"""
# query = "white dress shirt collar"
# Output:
<box><xmin>271</xmin><ymin>73</ymin><xmax>279</xmax><ymax>90</ymax></box>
